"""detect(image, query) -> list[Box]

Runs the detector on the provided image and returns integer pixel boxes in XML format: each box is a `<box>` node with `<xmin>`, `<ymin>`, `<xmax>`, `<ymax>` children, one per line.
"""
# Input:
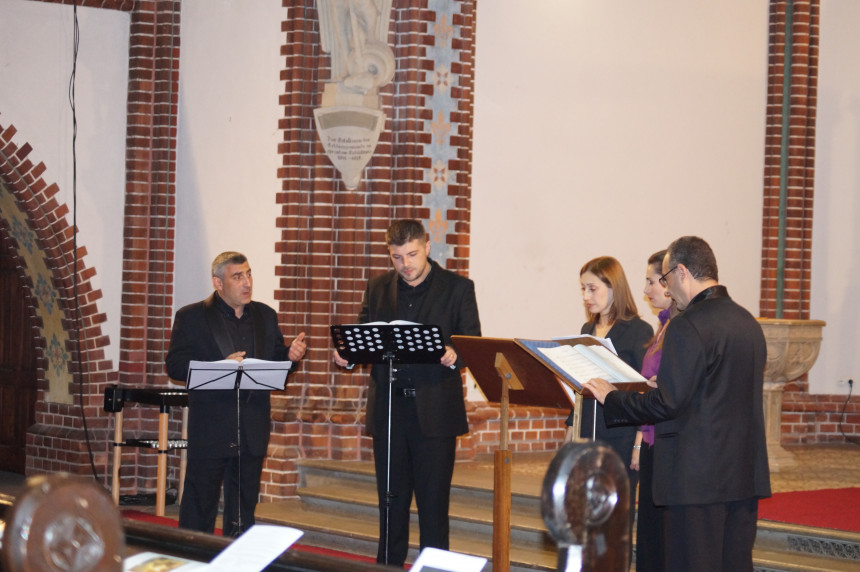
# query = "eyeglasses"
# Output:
<box><xmin>658</xmin><ymin>265</ymin><xmax>679</xmax><ymax>287</ymax></box>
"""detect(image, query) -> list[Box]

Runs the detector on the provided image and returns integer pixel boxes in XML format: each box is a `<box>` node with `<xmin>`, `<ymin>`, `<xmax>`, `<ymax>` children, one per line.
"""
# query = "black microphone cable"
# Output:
<box><xmin>68</xmin><ymin>0</ymin><xmax>101</xmax><ymax>483</ymax></box>
<box><xmin>838</xmin><ymin>379</ymin><xmax>859</xmax><ymax>446</ymax></box>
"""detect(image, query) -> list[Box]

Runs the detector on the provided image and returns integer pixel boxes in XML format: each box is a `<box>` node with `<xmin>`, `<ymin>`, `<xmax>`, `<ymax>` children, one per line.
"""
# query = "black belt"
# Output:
<box><xmin>395</xmin><ymin>388</ymin><xmax>416</xmax><ymax>398</ymax></box>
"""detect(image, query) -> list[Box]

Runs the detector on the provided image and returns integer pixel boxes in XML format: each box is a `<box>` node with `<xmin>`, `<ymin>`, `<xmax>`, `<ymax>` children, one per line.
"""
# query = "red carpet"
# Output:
<box><xmin>121</xmin><ymin>510</ymin><xmax>377</xmax><ymax>564</ymax></box>
<box><xmin>758</xmin><ymin>488</ymin><xmax>860</xmax><ymax>533</ymax></box>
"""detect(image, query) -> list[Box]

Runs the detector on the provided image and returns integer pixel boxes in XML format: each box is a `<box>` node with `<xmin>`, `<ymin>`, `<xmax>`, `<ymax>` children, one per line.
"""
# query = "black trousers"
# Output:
<box><xmin>372</xmin><ymin>393</ymin><xmax>457</xmax><ymax>567</ymax></box>
<box><xmin>178</xmin><ymin>453</ymin><xmax>265</xmax><ymax>537</ymax></box>
<box><xmin>635</xmin><ymin>442</ymin><xmax>664</xmax><ymax>572</ymax></box>
<box><xmin>663</xmin><ymin>497</ymin><xmax>759</xmax><ymax>572</ymax></box>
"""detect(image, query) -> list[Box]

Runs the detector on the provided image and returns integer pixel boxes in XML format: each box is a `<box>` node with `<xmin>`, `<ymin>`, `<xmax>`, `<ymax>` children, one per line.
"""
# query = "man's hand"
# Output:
<box><xmin>226</xmin><ymin>351</ymin><xmax>246</xmax><ymax>362</ymax></box>
<box><xmin>440</xmin><ymin>345</ymin><xmax>458</xmax><ymax>369</ymax></box>
<box><xmin>646</xmin><ymin>375</ymin><xmax>658</xmax><ymax>388</ymax></box>
<box><xmin>332</xmin><ymin>349</ymin><xmax>350</xmax><ymax>368</ymax></box>
<box><xmin>582</xmin><ymin>377</ymin><xmax>617</xmax><ymax>404</ymax></box>
<box><xmin>288</xmin><ymin>332</ymin><xmax>307</xmax><ymax>362</ymax></box>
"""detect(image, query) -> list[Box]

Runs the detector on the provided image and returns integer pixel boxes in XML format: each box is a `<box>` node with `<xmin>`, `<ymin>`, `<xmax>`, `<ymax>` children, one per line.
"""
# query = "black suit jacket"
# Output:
<box><xmin>603</xmin><ymin>286</ymin><xmax>771</xmax><ymax>506</ymax></box>
<box><xmin>359</xmin><ymin>259</ymin><xmax>481</xmax><ymax>438</ymax></box>
<box><xmin>165</xmin><ymin>293</ymin><xmax>290</xmax><ymax>459</ymax></box>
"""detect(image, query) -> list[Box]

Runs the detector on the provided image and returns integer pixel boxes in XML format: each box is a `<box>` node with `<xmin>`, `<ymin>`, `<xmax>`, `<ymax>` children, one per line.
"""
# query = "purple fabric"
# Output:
<box><xmin>640</xmin><ymin>307</ymin><xmax>671</xmax><ymax>445</ymax></box>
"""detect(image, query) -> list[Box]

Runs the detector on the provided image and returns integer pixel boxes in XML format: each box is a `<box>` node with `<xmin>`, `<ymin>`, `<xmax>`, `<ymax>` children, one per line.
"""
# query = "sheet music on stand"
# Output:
<box><xmin>187</xmin><ymin>358</ymin><xmax>292</xmax><ymax>391</ymax></box>
<box><xmin>515</xmin><ymin>338</ymin><xmax>647</xmax><ymax>392</ymax></box>
<box><xmin>330</xmin><ymin>321</ymin><xmax>446</xmax><ymax>365</ymax></box>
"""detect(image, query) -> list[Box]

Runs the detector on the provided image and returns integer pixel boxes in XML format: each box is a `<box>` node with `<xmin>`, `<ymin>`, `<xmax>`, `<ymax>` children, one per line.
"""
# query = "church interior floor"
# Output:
<box><xmin>1</xmin><ymin>443</ymin><xmax>859</xmax><ymax>517</ymax></box>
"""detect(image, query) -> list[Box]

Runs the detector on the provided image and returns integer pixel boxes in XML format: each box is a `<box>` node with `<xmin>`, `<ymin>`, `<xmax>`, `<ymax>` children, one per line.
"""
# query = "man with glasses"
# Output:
<box><xmin>584</xmin><ymin>236</ymin><xmax>770</xmax><ymax>572</ymax></box>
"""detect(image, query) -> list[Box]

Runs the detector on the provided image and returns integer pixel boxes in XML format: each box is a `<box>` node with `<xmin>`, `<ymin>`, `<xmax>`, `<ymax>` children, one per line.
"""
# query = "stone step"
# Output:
<box><xmin>298</xmin><ymin>482</ymin><xmax>551</xmax><ymax>547</ymax></box>
<box><xmin>299</xmin><ymin>457</ymin><xmax>544</xmax><ymax>512</ymax></box>
<box><xmin>258</xmin><ymin>456</ymin><xmax>860</xmax><ymax>572</ymax></box>
<box><xmin>753</xmin><ymin>548</ymin><xmax>860</xmax><ymax>572</ymax></box>
<box><xmin>255</xmin><ymin>499</ymin><xmax>558</xmax><ymax>572</ymax></box>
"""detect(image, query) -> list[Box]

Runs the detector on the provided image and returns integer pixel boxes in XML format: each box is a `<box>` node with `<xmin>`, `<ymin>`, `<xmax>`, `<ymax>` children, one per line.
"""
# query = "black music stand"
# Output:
<box><xmin>330</xmin><ymin>322</ymin><xmax>446</xmax><ymax>565</ymax></box>
<box><xmin>186</xmin><ymin>359</ymin><xmax>291</xmax><ymax>536</ymax></box>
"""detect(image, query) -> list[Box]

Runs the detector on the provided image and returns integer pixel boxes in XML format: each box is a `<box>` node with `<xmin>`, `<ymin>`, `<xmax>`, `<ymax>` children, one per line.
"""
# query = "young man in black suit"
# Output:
<box><xmin>333</xmin><ymin>219</ymin><xmax>481</xmax><ymax>566</ymax></box>
<box><xmin>584</xmin><ymin>236</ymin><xmax>771</xmax><ymax>571</ymax></box>
<box><xmin>166</xmin><ymin>251</ymin><xmax>306</xmax><ymax>537</ymax></box>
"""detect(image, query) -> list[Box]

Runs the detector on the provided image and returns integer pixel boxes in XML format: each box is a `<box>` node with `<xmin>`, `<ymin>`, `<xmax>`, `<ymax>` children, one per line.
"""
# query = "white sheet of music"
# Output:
<box><xmin>537</xmin><ymin>344</ymin><xmax>645</xmax><ymax>385</ymax></box>
<box><xmin>538</xmin><ymin>345</ymin><xmax>609</xmax><ymax>382</ymax></box>
<box><xmin>187</xmin><ymin>359</ymin><xmax>292</xmax><ymax>391</ymax></box>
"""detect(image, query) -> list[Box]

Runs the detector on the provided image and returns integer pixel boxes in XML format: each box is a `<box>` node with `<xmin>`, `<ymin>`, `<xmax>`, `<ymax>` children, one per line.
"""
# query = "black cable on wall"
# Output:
<box><xmin>68</xmin><ymin>0</ymin><xmax>101</xmax><ymax>483</ymax></box>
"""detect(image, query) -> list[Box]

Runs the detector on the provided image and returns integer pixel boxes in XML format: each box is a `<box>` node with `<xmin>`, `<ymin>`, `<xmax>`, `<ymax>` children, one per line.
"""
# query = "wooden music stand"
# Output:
<box><xmin>451</xmin><ymin>336</ymin><xmax>587</xmax><ymax>572</ymax></box>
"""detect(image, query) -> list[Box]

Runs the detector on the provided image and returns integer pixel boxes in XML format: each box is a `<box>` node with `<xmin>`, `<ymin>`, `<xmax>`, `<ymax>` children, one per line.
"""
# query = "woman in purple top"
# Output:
<box><xmin>634</xmin><ymin>249</ymin><xmax>678</xmax><ymax>572</ymax></box>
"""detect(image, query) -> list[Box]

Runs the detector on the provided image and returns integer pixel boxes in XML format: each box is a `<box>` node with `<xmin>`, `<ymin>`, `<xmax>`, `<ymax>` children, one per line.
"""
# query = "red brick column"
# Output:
<box><xmin>117</xmin><ymin>2</ymin><xmax>180</xmax><ymax>388</ymax></box>
<box><xmin>760</xmin><ymin>0</ymin><xmax>818</xmax><ymax>320</ymax></box>
<box><xmin>114</xmin><ymin>0</ymin><xmax>183</xmax><ymax>496</ymax></box>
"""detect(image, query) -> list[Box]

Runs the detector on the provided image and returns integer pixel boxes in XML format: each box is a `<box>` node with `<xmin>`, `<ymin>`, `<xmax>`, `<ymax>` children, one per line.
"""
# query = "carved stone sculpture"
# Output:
<box><xmin>318</xmin><ymin>0</ymin><xmax>395</xmax><ymax>95</ymax></box>
<box><xmin>315</xmin><ymin>0</ymin><xmax>395</xmax><ymax>189</ymax></box>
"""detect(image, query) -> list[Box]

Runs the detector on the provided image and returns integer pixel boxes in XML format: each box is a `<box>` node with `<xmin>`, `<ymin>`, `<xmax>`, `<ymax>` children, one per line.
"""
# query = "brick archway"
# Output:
<box><xmin>0</xmin><ymin>121</ymin><xmax>116</xmax><ymax>480</ymax></box>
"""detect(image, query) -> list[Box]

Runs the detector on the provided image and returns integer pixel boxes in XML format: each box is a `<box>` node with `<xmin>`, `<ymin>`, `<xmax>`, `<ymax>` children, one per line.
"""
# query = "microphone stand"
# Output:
<box><xmin>328</xmin><ymin>322</ymin><xmax>445</xmax><ymax>565</ymax></box>
<box><xmin>233</xmin><ymin>367</ymin><xmax>244</xmax><ymax>537</ymax></box>
<box><xmin>382</xmin><ymin>350</ymin><xmax>396</xmax><ymax>565</ymax></box>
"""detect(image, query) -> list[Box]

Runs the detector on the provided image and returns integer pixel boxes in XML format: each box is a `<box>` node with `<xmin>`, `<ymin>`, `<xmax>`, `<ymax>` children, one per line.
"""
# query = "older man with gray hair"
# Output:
<box><xmin>166</xmin><ymin>251</ymin><xmax>307</xmax><ymax>537</ymax></box>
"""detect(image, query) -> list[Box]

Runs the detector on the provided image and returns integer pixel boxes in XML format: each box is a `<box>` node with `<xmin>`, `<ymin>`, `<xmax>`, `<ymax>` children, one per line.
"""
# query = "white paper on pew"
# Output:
<box><xmin>410</xmin><ymin>547</ymin><xmax>488</xmax><ymax>572</ymax></box>
<box><xmin>206</xmin><ymin>524</ymin><xmax>303</xmax><ymax>572</ymax></box>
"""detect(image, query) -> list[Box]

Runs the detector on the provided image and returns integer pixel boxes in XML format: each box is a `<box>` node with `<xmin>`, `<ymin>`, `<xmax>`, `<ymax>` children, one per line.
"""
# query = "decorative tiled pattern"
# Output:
<box><xmin>10</xmin><ymin>216</ymin><xmax>36</xmax><ymax>253</ymax></box>
<box><xmin>0</xmin><ymin>143</ymin><xmax>72</xmax><ymax>404</ymax></box>
<box><xmin>34</xmin><ymin>273</ymin><xmax>58</xmax><ymax>314</ymax></box>
<box><xmin>786</xmin><ymin>536</ymin><xmax>860</xmax><ymax>561</ymax></box>
<box><xmin>47</xmin><ymin>334</ymin><xmax>70</xmax><ymax>378</ymax></box>
<box><xmin>421</xmin><ymin>0</ymin><xmax>460</xmax><ymax>266</ymax></box>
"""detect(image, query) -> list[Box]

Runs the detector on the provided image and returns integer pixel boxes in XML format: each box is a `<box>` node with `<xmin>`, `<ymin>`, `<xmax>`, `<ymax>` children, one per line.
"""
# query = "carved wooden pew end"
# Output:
<box><xmin>541</xmin><ymin>441</ymin><xmax>631</xmax><ymax>572</ymax></box>
<box><xmin>1</xmin><ymin>473</ymin><xmax>124</xmax><ymax>572</ymax></box>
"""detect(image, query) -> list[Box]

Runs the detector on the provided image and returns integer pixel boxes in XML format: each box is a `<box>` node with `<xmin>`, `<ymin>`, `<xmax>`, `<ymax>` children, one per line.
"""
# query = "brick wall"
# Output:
<box><xmin>781</xmin><ymin>389</ymin><xmax>860</xmax><ymax>444</ymax></box>
<box><xmin>267</xmin><ymin>0</ymin><xmax>487</xmax><ymax>500</ymax></box>
<box><xmin>113</xmin><ymin>0</ymin><xmax>184</xmax><ymax>495</ymax></box>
